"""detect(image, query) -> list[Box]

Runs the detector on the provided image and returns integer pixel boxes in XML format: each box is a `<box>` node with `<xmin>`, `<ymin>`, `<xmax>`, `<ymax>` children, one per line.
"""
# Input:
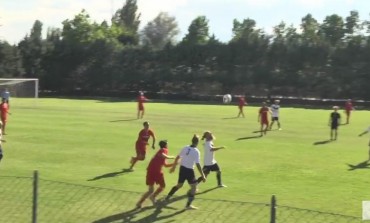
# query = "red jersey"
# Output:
<box><xmin>147</xmin><ymin>148</ymin><xmax>168</xmax><ymax>173</ymax></box>
<box><xmin>345</xmin><ymin>101</ymin><xmax>353</xmax><ymax>111</ymax></box>
<box><xmin>259</xmin><ymin>107</ymin><xmax>269</xmax><ymax>122</ymax></box>
<box><xmin>0</xmin><ymin>102</ymin><xmax>9</xmax><ymax>118</ymax></box>
<box><xmin>136</xmin><ymin>129</ymin><xmax>154</xmax><ymax>145</ymax></box>
<box><xmin>138</xmin><ymin>95</ymin><xmax>147</xmax><ymax>105</ymax></box>
<box><xmin>238</xmin><ymin>97</ymin><xmax>246</xmax><ymax>107</ymax></box>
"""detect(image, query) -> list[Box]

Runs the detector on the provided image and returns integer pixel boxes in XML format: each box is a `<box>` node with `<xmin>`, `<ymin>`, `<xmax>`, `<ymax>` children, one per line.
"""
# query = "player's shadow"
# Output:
<box><xmin>236</xmin><ymin>135</ymin><xmax>262</xmax><ymax>141</ymax></box>
<box><xmin>196</xmin><ymin>186</ymin><xmax>220</xmax><ymax>194</ymax></box>
<box><xmin>87</xmin><ymin>169</ymin><xmax>133</xmax><ymax>181</ymax></box>
<box><xmin>313</xmin><ymin>140</ymin><xmax>332</xmax><ymax>145</ymax></box>
<box><xmin>347</xmin><ymin>160</ymin><xmax>370</xmax><ymax>171</ymax></box>
<box><xmin>92</xmin><ymin>195</ymin><xmax>187</xmax><ymax>223</ymax></box>
<box><xmin>222</xmin><ymin>117</ymin><xmax>239</xmax><ymax>119</ymax></box>
<box><xmin>252</xmin><ymin>129</ymin><xmax>277</xmax><ymax>134</ymax></box>
<box><xmin>110</xmin><ymin>118</ymin><xmax>137</xmax><ymax>122</ymax></box>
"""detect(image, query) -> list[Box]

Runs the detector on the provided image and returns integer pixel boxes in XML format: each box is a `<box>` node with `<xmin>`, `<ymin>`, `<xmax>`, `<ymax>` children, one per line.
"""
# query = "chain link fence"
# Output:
<box><xmin>0</xmin><ymin>172</ymin><xmax>362</xmax><ymax>223</ymax></box>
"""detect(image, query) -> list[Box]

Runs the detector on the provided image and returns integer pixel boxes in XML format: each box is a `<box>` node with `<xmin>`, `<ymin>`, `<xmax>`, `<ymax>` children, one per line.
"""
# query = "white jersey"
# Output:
<box><xmin>270</xmin><ymin>104</ymin><xmax>280</xmax><ymax>117</ymax></box>
<box><xmin>203</xmin><ymin>140</ymin><xmax>216</xmax><ymax>166</ymax></box>
<box><xmin>178</xmin><ymin>145</ymin><xmax>201</xmax><ymax>169</ymax></box>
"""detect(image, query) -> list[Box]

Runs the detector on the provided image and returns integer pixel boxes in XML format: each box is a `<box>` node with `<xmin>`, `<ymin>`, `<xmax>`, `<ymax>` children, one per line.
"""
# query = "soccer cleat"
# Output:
<box><xmin>186</xmin><ymin>205</ymin><xmax>199</xmax><ymax>210</ymax></box>
<box><xmin>218</xmin><ymin>184</ymin><xmax>227</xmax><ymax>188</ymax></box>
<box><xmin>135</xmin><ymin>203</ymin><xmax>142</xmax><ymax>209</ymax></box>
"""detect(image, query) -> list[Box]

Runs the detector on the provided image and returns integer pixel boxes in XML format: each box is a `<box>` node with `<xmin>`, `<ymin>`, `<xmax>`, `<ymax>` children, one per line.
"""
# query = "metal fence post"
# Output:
<box><xmin>32</xmin><ymin>170</ymin><xmax>38</xmax><ymax>223</ymax></box>
<box><xmin>270</xmin><ymin>195</ymin><xmax>276</xmax><ymax>223</ymax></box>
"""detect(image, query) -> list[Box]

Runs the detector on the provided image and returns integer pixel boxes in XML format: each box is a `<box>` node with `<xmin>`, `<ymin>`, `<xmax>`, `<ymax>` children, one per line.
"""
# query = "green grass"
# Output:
<box><xmin>0</xmin><ymin>98</ymin><xmax>369</xmax><ymax>222</ymax></box>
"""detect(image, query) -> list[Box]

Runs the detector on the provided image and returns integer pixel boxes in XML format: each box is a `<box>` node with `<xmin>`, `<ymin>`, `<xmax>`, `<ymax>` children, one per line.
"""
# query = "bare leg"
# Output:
<box><xmin>136</xmin><ymin>185</ymin><xmax>154</xmax><ymax>208</ymax></box>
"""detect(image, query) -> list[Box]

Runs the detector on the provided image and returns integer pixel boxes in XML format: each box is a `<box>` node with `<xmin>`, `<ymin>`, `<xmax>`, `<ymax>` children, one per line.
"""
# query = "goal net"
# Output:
<box><xmin>0</xmin><ymin>78</ymin><xmax>39</xmax><ymax>98</ymax></box>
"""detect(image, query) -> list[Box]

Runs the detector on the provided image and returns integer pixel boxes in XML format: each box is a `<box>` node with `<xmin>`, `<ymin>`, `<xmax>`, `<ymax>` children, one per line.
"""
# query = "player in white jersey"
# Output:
<box><xmin>358</xmin><ymin>126</ymin><xmax>370</xmax><ymax>160</ymax></box>
<box><xmin>165</xmin><ymin>134</ymin><xmax>206</xmax><ymax>209</ymax></box>
<box><xmin>269</xmin><ymin>100</ymin><xmax>282</xmax><ymax>130</ymax></box>
<box><xmin>196</xmin><ymin>131</ymin><xmax>226</xmax><ymax>187</ymax></box>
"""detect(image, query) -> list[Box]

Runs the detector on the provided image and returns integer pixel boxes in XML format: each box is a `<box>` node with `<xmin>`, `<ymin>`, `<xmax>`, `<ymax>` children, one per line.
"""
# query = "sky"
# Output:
<box><xmin>0</xmin><ymin>0</ymin><xmax>370</xmax><ymax>44</ymax></box>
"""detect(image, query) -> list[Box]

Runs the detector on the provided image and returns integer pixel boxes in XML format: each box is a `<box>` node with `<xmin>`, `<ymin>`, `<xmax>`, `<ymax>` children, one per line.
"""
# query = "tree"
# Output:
<box><xmin>141</xmin><ymin>12</ymin><xmax>179</xmax><ymax>49</ymax></box>
<box><xmin>18</xmin><ymin>20</ymin><xmax>44</xmax><ymax>78</ymax></box>
<box><xmin>320</xmin><ymin>14</ymin><xmax>345</xmax><ymax>46</ymax></box>
<box><xmin>182</xmin><ymin>16</ymin><xmax>210</xmax><ymax>45</ymax></box>
<box><xmin>0</xmin><ymin>41</ymin><xmax>23</xmax><ymax>77</ymax></box>
<box><xmin>301</xmin><ymin>14</ymin><xmax>320</xmax><ymax>42</ymax></box>
<box><xmin>345</xmin><ymin>10</ymin><xmax>360</xmax><ymax>35</ymax></box>
<box><xmin>112</xmin><ymin>0</ymin><xmax>140</xmax><ymax>44</ymax></box>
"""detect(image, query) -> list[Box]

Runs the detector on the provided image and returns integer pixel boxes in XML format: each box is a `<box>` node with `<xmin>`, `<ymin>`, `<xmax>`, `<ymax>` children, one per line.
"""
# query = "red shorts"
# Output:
<box><xmin>146</xmin><ymin>171</ymin><xmax>165</xmax><ymax>187</ymax></box>
<box><xmin>135</xmin><ymin>142</ymin><xmax>147</xmax><ymax>157</ymax></box>
<box><xmin>138</xmin><ymin>104</ymin><xmax>144</xmax><ymax>111</ymax></box>
<box><xmin>261</xmin><ymin>120</ymin><xmax>269</xmax><ymax>126</ymax></box>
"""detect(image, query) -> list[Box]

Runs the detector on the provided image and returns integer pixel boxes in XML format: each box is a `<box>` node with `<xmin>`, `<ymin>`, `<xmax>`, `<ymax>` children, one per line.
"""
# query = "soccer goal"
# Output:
<box><xmin>0</xmin><ymin>78</ymin><xmax>39</xmax><ymax>98</ymax></box>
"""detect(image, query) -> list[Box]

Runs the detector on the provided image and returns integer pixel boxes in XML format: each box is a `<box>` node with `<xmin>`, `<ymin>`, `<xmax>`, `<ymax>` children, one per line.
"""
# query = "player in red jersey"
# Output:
<box><xmin>137</xmin><ymin>91</ymin><xmax>149</xmax><ymax>119</ymax></box>
<box><xmin>0</xmin><ymin>98</ymin><xmax>11</xmax><ymax>135</ymax></box>
<box><xmin>136</xmin><ymin>140</ymin><xmax>175</xmax><ymax>208</ymax></box>
<box><xmin>258</xmin><ymin>102</ymin><xmax>270</xmax><ymax>136</ymax></box>
<box><xmin>237</xmin><ymin>96</ymin><xmax>248</xmax><ymax>118</ymax></box>
<box><xmin>344</xmin><ymin>99</ymin><xmax>354</xmax><ymax>124</ymax></box>
<box><xmin>129</xmin><ymin>121</ymin><xmax>156</xmax><ymax>171</ymax></box>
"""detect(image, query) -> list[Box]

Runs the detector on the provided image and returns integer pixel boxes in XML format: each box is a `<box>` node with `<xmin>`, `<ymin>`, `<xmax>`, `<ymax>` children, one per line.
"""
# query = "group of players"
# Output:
<box><xmin>130</xmin><ymin>92</ymin><xmax>369</xmax><ymax>210</ymax></box>
<box><xmin>129</xmin><ymin>120</ymin><xmax>226</xmax><ymax>210</ymax></box>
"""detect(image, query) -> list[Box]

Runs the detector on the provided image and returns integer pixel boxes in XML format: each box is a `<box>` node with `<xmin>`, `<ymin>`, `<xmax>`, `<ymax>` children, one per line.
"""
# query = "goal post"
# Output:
<box><xmin>0</xmin><ymin>78</ymin><xmax>39</xmax><ymax>99</ymax></box>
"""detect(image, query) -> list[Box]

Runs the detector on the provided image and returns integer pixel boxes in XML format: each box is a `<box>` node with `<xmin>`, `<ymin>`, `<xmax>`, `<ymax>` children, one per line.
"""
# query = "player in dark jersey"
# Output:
<box><xmin>329</xmin><ymin>106</ymin><xmax>341</xmax><ymax>140</ymax></box>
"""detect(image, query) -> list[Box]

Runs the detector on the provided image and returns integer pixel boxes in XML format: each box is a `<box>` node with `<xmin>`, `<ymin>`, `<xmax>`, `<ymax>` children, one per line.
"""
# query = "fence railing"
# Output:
<box><xmin>0</xmin><ymin>171</ymin><xmax>362</xmax><ymax>223</ymax></box>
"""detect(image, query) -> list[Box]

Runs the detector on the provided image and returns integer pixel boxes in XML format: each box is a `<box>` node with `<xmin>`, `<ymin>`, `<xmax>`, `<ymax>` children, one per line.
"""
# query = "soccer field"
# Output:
<box><xmin>0</xmin><ymin>98</ymin><xmax>368</xmax><ymax>222</ymax></box>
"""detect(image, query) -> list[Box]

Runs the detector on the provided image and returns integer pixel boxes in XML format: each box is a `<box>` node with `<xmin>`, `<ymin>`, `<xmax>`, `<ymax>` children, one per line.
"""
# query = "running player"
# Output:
<box><xmin>237</xmin><ymin>96</ymin><xmax>247</xmax><ymax>118</ymax></box>
<box><xmin>165</xmin><ymin>134</ymin><xmax>206</xmax><ymax>210</ymax></box>
<box><xmin>329</xmin><ymin>106</ymin><xmax>341</xmax><ymax>141</ymax></box>
<box><xmin>129</xmin><ymin>121</ymin><xmax>156</xmax><ymax>171</ymax></box>
<box><xmin>136</xmin><ymin>140</ymin><xmax>175</xmax><ymax>208</ymax></box>
<box><xmin>269</xmin><ymin>100</ymin><xmax>281</xmax><ymax>130</ymax></box>
<box><xmin>0</xmin><ymin>98</ymin><xmax>10</xmax><ymax>135</ymax></box>
<box><xmin>137</xmin><ymin>91</ymin><xmax>148</xmax><ymax>119</ymax></box>
<box><xmin>258</xmin><ymin>102</ymin><xmax>270</xmax><ymax>136</ymax></box>
<box><xmin>344</xmin><ymin>99</ymin><xmax>354</xmax><ymax>124</ymax></box>
<box><xmin>196</xmin><ymin>131</ymin><xmax>226</xmax><ymax>187</ymax></box>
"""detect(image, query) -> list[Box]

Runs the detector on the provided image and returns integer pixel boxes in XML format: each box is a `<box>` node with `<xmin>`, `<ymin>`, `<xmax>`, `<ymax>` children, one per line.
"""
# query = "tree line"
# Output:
<box><xmin>1</xmin><ymin>0</ymin><xmax>370</xmax><ymax>99</ymax></box>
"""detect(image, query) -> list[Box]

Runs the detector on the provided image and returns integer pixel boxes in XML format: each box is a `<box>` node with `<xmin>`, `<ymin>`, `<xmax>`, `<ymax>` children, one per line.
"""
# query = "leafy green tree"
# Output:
<box><xmin>18</xmin><ymin>20</ymin><xmax>44</xmax><ymax>78</ymax></box>
<box><xmin>320</xmin><ymin>14</ymin><xmax>345</xmax><ymax>45</ymax></box>
<box><xmin>112</xmin><ymin>0</ymin><xmax>140</xmax><ymax>44</ymax></box>
<box><xmin>182</xmin><ymin>16</ymin><xmax>210</xmax><ymax>45</ymax></box>
<box><xmin>0</xmin><ymin>41</ymin><xmax>23</xmax><ymax>77</ymax></box>
<box><xmin>141</xmin><ymin>12</ymin><xmax>179</xmax><ymax>49</ymax></box>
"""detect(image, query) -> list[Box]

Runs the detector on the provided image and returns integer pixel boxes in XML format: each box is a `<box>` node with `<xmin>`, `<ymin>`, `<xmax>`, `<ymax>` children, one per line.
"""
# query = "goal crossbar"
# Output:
<box><xmin>0</xmin><ymin>78</ymin><xmax>39</xmax><ymax>98</ymax></box>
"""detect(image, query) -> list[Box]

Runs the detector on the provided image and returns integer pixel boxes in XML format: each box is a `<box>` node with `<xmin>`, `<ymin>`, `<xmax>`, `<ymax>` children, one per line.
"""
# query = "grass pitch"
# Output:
<box><xmin>0</xmin><ymin>98</ymin><xmax>369</xmax><ymax>221</ymax></box>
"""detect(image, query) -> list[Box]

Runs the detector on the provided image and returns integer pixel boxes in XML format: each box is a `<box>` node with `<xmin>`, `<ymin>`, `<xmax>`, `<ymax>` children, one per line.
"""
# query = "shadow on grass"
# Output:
<box><xmin>347</xmin><ymin>160</ymin><xmax>370</xmax><ymax>171</ymax></box>
<box><xmin>236</xmin><ymin>135</ymin><xmax>262</xmax><ymax>141</ymax></box>
<box><xmin>110</xmin><ymin>118</ymin><xmax>138</xmax><ymax>122</ymax></box>
<box><xmin>313</xmin><ymin>140</ymin><xmax>332</xmax><ymax>145</ymax></box>
<box><xmin>87</xmin><ymin>169</ymin><xmax>133</xmax><ymax>181</ymax></box>
<box><xmin>92</xmin><ymin>186</ymin><xmax>220</xmax><ymax>222</ymax></box>
<box><xmin>252</xmin><ymin>129</ymin><xmax>277</xmax><ymax>134</ymax></box>
<box><xmin>92</xmin><ymin>195</ymin><xmax>187</xmax><ymax>223</ymax></box>
<box><xmin>222</xmin><ymin>117</ymin><xmax>239</xmax><ymax>119</ymax></box>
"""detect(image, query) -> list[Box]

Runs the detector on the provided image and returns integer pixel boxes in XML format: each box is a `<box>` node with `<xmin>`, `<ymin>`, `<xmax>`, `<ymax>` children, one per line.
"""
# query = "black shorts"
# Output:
<box><xmin>272</xmin><ymin>117</ymin><xmax>279</xmax><ymax>121</ymax></box>
<box><xmin>203</xmin><ymin>163</ymin><xmax>220</xmax><ymax>174</ymax></box>
<box><xmin>331</xmin><ymin>123</ymin><xmax>339</xmax><ymax>130</ymax></box>
<box><xmin>178</xmin><ymin>166</ymin><xmax>196</xmax><ymax>184</ymax></box>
